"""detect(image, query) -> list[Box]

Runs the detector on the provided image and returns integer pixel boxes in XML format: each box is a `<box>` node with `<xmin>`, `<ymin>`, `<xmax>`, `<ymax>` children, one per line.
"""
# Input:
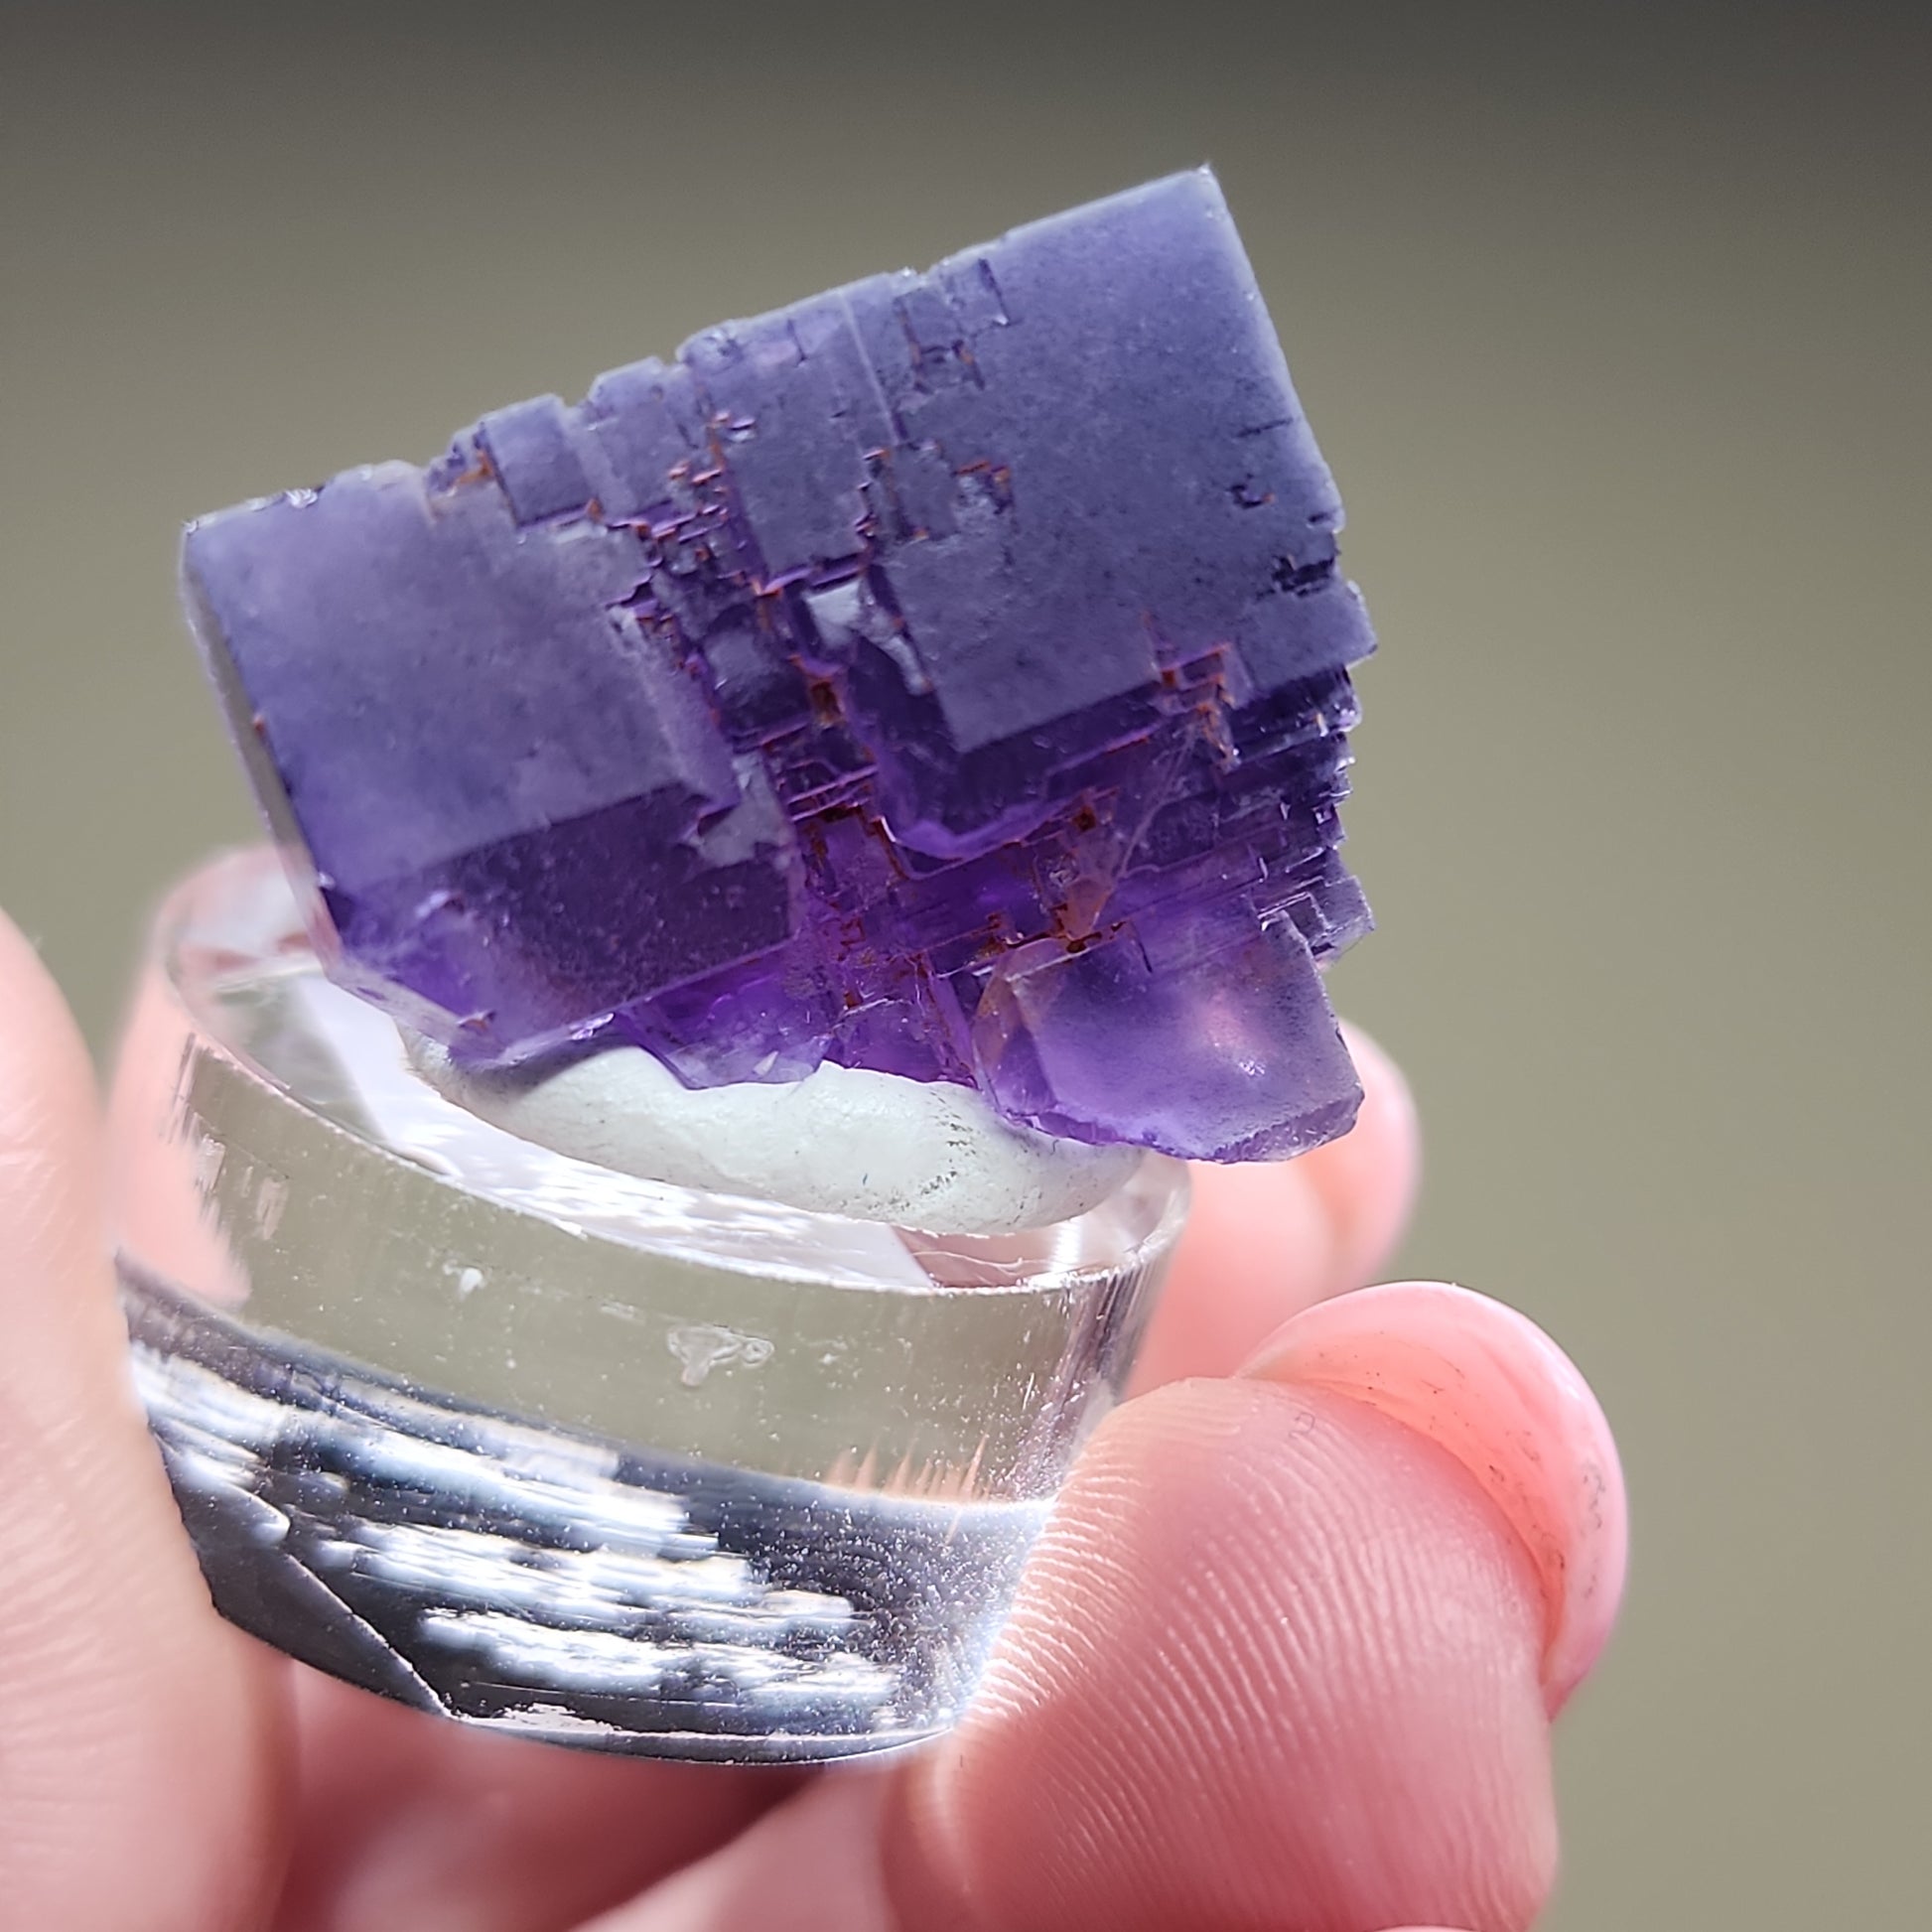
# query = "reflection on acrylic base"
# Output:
<box><xmin>125</xmin><ymin>1270</ymin><xmax>1048</xmax><ymax>1759</ymax></box>
<box><xmin>110</xmin><ymin>851</ymin><xmax>1187</xmax><ymax>1760</ymax></box>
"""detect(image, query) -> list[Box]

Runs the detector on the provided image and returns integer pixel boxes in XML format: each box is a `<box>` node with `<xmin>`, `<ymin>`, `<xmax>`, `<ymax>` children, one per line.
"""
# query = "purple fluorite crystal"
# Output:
<box><xmin>184</xmin><ymin>169</ymin><xmax>1375</xmax><ymax>1163</ymax></box>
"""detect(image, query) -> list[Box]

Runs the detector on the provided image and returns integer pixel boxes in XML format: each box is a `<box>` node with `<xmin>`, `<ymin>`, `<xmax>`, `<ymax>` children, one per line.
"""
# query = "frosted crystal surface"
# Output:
<box><xmin>183</xmin><ymin>169</ymin><xmax>1375</xmax><ymax>1161</ymax></box>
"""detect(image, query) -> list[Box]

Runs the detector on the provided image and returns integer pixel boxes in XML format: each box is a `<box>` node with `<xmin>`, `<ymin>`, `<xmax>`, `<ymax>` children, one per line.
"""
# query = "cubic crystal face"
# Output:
<box><xmin>183</xmin><ymin>168</ymin><xmax>1376</xmax><ymax>1163</ymax></box>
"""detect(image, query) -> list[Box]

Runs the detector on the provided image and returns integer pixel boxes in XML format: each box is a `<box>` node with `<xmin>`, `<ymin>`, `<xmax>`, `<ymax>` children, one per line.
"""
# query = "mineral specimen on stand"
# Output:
<box><xmin>183</xmin><ymin>168</ymin><xmax>1376</xmax><ymax>1163</ymax></box>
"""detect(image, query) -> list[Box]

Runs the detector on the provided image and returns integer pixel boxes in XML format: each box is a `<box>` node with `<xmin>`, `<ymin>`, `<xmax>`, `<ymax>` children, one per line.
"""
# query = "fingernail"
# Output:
<box><xmin>1241</xmin><ymin>1281</ymin><xmax>1627</xmax><ymax>1713</ymax></box>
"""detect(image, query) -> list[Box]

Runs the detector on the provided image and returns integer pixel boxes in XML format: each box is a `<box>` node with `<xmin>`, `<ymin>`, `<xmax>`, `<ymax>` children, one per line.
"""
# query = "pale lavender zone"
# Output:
<box><xmin>183</xmin><ymin>169</ymin><xmax>1376</xmax><ymax>1163</ymax></box>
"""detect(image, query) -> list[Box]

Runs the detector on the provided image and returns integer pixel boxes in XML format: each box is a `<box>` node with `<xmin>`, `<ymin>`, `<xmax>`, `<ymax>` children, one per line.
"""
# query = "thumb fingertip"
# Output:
<box><xmin>1244</xmin><ymin>1280</ymin><xmax>1627</xmax><ymax>1713</ymax></box>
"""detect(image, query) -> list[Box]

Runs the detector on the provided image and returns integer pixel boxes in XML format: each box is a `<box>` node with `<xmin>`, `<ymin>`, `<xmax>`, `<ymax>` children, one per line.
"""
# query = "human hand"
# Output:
<box><xmin>0</xmin><ymin>903</ymin><xmax>1624</xmax><ymax>1932</ymax></box>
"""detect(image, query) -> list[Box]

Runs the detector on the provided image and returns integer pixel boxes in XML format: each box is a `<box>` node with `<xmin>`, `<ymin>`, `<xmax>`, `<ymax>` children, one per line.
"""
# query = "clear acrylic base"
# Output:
<box><xmin>109</xmin><ymin>852</ymin><xmax>1186</xmax><ymax>1760</ymax></box>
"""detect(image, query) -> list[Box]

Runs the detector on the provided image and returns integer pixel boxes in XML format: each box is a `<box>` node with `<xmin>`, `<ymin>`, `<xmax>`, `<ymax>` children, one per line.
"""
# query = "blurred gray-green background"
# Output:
<box><xmin>3</xmin><ymin>3</ymin><xmax>1926</xmax><ymax>1923</ymax></box>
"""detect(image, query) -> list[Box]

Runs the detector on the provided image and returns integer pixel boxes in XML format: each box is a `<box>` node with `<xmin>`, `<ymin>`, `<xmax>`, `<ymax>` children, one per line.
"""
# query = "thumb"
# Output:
<box><xmin>587</xmin><ymin>1281</ymin><xmax>1623</xmax><ymax>1932</ymax></box>
<box><xmin>0</xmin><ymin>910</ymin><xmax>289</xmax><ymax>1931</ymax></box>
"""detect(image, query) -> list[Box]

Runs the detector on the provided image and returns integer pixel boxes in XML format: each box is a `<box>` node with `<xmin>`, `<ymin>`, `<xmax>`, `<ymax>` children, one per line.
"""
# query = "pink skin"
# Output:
<box><xmin>1245</xmin><ymin>1282</ymin><xmax>1626</xmax><ymax>1715</ymax></box>
<box><xmin>0</xmin><ymin>886</ymin><xmax>1625</xmax><ymax>1932</ymax></box>
<box><xmin>1130</xmin><ymin>1024</ymin><xmax>1424</xmax><ymax>1392</ymax></box>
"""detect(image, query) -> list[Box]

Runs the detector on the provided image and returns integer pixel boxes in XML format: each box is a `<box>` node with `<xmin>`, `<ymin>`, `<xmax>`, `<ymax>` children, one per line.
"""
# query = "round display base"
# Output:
<box><xmin>125</xmin><ymin>1268</ymin><xmax>1045</xmax><ymax>1760</ymax></box>
<box><xmin>109</xmin><ymin>852</ymin><xmax>1186</xmax><ymax>1761</ymax></box>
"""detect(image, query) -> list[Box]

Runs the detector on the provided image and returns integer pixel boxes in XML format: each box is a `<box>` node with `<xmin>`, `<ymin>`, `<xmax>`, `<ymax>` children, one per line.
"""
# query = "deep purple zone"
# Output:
<box><xmin>182</xmin><ymin>170</ymin><xmax>1377</xmax><ymax>1163</ymax></box>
